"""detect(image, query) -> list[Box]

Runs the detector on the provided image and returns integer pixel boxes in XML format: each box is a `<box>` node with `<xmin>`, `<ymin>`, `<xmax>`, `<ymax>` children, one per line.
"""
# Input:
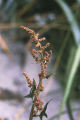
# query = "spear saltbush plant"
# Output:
<box><xmin>21</xmin><ymin>26</ymin><xmax>52</xmax><ymax>120</ymax></box>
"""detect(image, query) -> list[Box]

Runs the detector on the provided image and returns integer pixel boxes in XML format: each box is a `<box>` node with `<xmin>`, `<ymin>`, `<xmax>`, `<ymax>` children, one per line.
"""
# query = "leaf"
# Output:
<box><xmin>24</xmin><ymin>93</ymin><xmax>33</xmax><ymax>98</ymax></box>
<box><xmin>66</xmin><ymin>98</ymin><xmax>74</xmax><ymax>120</ymax></box>
<box><xmin>39</xmin><ymin>99</ymin><xmax>52</xmax><ymax>120</ymax></box>
<box><xmin>57</xmin><ymin>46</ymin><xmax>80</xmax><ymax>120</ymax></box>
<box><xmin>24</xmin><ymin>89</ymin><xmax>33</xmax><ymax>98</ymax></box>
<box><xmin>46</xmin><ymin>73</ymin><xmax>53</xmax><ymax>79</ymax></box>
<box><xmin>56</xmin><ymin>0</ymin><xmax>80</xmax><ymax>46</ymax></box>
<box><xmin>55</xmin><ymin>0</ymin><xmax>80</xmax><ymax>119</ymax></box>
<box><xmin>25</xmin><ymin>79</ymin><xmax>37</xmax><ymax>99</ymax></box>
<box><xmin>32</xmin><ymin>79</ymin><xmax>36</xmax><ymax>92</ymax></box>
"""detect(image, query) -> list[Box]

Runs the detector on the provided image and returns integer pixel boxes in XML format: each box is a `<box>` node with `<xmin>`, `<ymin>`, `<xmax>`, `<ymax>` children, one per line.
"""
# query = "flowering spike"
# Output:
<box><xmin>21</xmin><ymin>26</ymin><xmax>52</xmax><ymax>120</ymax></box>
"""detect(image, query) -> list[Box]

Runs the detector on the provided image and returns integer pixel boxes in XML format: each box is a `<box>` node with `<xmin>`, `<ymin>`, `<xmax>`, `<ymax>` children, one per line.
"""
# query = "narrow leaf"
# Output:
<box><xmin>39</xmin><ymin>99</ymin><xmax>52</xmax><ymax>120</ymax></box>
<box><xmin>46</xmin><ymin>73</ymin><xmax>53</xmax><ymax>79</ymax></box>
<box><xmin>58</xmin><ymin>46</ymin><xmax>80</xmax><ymax>120</ymax></box>
<box><xmin>56</xmin><ymin>0</ymin><xmax>80</xmax><ymax>46</ymax></box>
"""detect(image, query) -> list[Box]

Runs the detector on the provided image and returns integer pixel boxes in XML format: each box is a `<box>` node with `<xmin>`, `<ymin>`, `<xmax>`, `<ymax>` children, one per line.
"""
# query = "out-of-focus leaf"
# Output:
<box><xmin>66</xmin><ymin>98</ymin><xmax>74</xmax><ymax>120</ymax></box>
<box><xmin>56</xmin><ymin>0</ymin><xmax>80</xmax><ymax>46</ymax></box>
<box><xmin>55</xmin><ymin>1</ymin><xmax>80</xmax><ymax>119</ymax></box>
<box><xmin>18</xmin><ymin>0</ymin><xmax>36</xmax><ymax>16</ymax></box>
<box><xmin>57</xmin><ymin>46</ymin><xmax>80</xmax><ymax>120</ymax></box>
<box><xmin>48</xmin><ymin>107</ymin><xmax>80</xmax><ymax>120</ymax></box>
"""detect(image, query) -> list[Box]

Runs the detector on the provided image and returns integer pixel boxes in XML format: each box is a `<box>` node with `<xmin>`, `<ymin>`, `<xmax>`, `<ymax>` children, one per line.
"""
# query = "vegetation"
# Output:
<box><xmin>0</xmin><ymin>0</ymin><xmax>80</xmax><ymax>120</ymax></box>
<box><xmin>21</xmin><ymin>26</ymin><xmax>52</xmax><ymax>120</ymax></box>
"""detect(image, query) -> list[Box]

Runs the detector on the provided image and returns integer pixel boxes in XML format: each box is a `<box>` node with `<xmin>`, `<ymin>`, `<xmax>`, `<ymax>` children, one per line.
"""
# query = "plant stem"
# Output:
<box><xmin>29</xmin><ymin>78</ymin><xmax>42</xmax><ymax>120</ymax></box>
<box><xmin>29</xmin><ymin>104</ymin><xmax>34</xmax><ymax>120</ymax></box>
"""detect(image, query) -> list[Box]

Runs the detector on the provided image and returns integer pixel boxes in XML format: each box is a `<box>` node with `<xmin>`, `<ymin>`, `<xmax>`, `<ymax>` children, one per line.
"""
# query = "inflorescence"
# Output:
<box><xmin>21</xmin><ymin>26</ymin><xmax>52</xmax><ymax>119</ymax></box>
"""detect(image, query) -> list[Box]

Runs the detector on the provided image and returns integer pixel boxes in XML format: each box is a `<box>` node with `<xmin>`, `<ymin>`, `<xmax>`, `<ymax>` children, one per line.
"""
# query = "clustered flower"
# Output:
<box><xmin>22</xmin><ymin>72</ymin><xmax>33</xmax><ymax>87</ymax></box>
<box><xmin>21</xmin><ymin>26</ymin><xmax>52</xmax><ymax>118</ymax></box>
<box><xmin>30</xmin><ymin>50</ymin><xmax>41</xmax><ymax>62</ymax></box>
<box><xmin>33</xmin><ymin>91</ymin><xmax>43</xmax><ymax>116</ymax></box>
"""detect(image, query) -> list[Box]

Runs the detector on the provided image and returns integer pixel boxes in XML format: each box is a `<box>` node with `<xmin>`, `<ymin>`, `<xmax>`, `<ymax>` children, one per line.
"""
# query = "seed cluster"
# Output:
<box><xmin>21</xmin><ymin>26</ymin><xmax>52</xmax><ymax>118</ymax></box>
<box><xmin>22</xmin><ymin>72</ymin><xmax>33</xmax><ymax>87</ymax></box>
<box><xmin>33</xmin><ymin>92</ymin><xmax>43</xmax><ymax>116</ymax></box>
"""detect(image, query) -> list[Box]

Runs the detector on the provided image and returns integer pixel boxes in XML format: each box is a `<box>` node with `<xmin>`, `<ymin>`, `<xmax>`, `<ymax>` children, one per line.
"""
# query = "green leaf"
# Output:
<box><xmin>25</xmin><ymin>79</ymin><xmax>37</xmax><ymax>99</ymax></box>
<box><xmin>25</xmin><ymin>94</ymin><xmax>33</xmax><ymax>98</ymax></box>
<box><xmin>24</xmin><ymin>89</ymin><xmax>33</xmax><ymax>98</ymax></box>
<box><xmin>46</xmin><ymin>73</ymin><xmax>53</xmax><ymax>79</ymax></box>
<box><xmin>56</xmin><ymin>0</ymin><xmax>80</xmax><ymax>46</ymax></box>
<box><xmin>39</xmin><ymin>99</ymin><xmax>52</xmax><ymax>120</ymax></box>
<box><xmin>32</xmin><ymin>79</ymin><xmax>36</xmax><ymax>92</ymax></box>
<box><xmin>57</xmin><ymin>46</ymin><xmax>80</xmax><ymax>120</ymax></box>
<box><xmin>66</xmin><ymin>98</ymin><xmax>74</xmax><ymax>120</ymax></box>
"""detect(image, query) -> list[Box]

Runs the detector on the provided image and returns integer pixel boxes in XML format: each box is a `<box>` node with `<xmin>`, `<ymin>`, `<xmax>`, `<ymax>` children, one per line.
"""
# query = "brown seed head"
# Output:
<box><xmin>35</xmin><ymin>42</ymin><xmax>41</xmax><ymax>48</ymax></box>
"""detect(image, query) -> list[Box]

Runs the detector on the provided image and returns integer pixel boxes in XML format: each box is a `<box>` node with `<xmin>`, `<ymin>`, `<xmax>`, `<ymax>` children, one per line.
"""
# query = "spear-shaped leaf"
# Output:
<box><xmin>39</xmin><ymin>99</ymin><xmax>52</xmax><ymax>120</ymax></box>
<box><xmin>46</xmin><ymin>73</ymin><xmax>53</xmax><ymax>79</ymax></box>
